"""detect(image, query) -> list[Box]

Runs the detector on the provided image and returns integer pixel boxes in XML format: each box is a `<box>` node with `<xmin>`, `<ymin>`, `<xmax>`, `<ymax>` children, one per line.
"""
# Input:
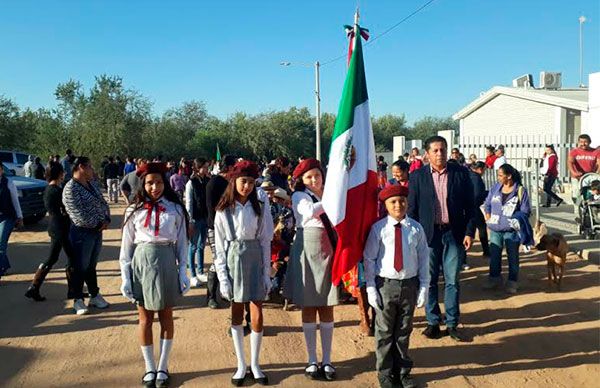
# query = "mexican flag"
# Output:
<box><xmin>322</xmin><ymin>21</ymin><xmax>378</xmax><ymax>286</ymax></box>
<box><xmin>216</xmin><ymin>143</ymin><xmax>221</xmax><ymax>161</ymax></box>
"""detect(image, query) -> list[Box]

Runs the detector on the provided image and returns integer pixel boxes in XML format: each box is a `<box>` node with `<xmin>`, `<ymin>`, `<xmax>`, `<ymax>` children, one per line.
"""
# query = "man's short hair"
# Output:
<box><xmin>471</xmin><ymin>161</ymin><xmax>486</xmax><ymax>170</ymax></box>
<box><xmin>424</xmin><ymin>136</ymin><xmax>448</xmax><ymax>151</ymax></box>
<box><xmin>579</xmin><ymin>134</ymin><xmax>592</xmax><ymax>143</ymax></box>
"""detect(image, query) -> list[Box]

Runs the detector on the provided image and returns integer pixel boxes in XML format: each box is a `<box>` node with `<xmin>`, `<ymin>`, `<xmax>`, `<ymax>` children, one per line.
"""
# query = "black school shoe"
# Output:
<box><xmin>141</xmin><ymin>371</ymin><xmax>156</xmax><ymax>388</ymax></box>
<box><xmin>304</xmin><ymin>363</ymin><xmax>320</xmax><ymax>380</ymax></box>
<box><xmin>155</xmin><ymin>370</ymin><xmax>170</xmax><ymax>388</ymax></box>
<box><xmin>251</xmin><ymin>370</ymin><xmax>269</xmax><ymax>385</ymax></box>
<box><xmin>422</xmin><ymin>324</ymin><xmax>442</xmax><ymax>339</ymax></box>
<box><xmin>400</xmin><ymin>373</ymin><xmax>418</xmax><ymax>388</ymax></box>
<box><xmin>231</xmin><ymin>369</ymin><xmax>248</xmax><ymax>387</ymax></box>
<box><xmin>321</xmin><ymin>364</ymin><xmax>337</xmax><ymax>381</ymax></box>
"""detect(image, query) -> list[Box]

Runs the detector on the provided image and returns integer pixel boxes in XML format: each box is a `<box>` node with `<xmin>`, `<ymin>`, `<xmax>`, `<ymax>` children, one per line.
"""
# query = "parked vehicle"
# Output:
<box><xmin>2</xmin><ymin>163</ymin><xmax>47</xmax><ymax>224</ymax></box>
<box><xmin>0</xmin><ymin>150</ymin><xmax>32</xmax><ymax>176</ymax></box>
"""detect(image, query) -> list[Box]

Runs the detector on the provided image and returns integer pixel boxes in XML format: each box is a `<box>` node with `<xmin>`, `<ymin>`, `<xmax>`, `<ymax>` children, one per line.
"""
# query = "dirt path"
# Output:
<box><xmin>0</xmin><ymin>203</ymin><xmax>598</xmax><ymax>387</ymax></box>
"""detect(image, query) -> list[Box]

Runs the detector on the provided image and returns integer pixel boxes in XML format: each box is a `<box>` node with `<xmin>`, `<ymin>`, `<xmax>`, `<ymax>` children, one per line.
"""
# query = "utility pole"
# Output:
<box><xmin>579</xmin><ymin>15</ymin><xmax>586</xmax><ymax>88</ymax></box>
<box><xmin>314</xmin><ymin>61</ymin><xmax>321</xmax><ymax>161</ymax></box>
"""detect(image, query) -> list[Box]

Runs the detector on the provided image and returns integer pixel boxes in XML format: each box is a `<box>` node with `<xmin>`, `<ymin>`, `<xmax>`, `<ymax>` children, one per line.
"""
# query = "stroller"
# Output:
<box><xmin>576</xmin><ymin>172</ymin><xmax>600</xmax><ymax>240</ymax></box>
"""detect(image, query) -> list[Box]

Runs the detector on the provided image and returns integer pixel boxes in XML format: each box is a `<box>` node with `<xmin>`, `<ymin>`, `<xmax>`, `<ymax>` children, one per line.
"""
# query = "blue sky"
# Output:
<box><xmin>0</xmin><ymin>0</ymin><xmax>598</xmax><ymax>124</ymax></box>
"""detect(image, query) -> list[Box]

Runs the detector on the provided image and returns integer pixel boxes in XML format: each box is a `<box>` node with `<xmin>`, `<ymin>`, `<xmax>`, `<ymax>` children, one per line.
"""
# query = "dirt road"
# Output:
<box><xmin>1</xmin><ymin>203</ymin><xmax>598</xmax><ymax>387</ymax></box>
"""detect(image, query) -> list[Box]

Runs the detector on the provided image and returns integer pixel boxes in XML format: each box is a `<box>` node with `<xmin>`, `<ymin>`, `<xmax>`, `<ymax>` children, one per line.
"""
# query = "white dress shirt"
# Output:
<box><xmin>119</xmin><ymin>198</ymin><xmax>188</xmax><ymax>272</ymax></box>
<box><xmin>213</xmin><ymin>194</ymin><xmax>274</xmax><ymax>282</ymax></box>
<box><xmin>292</xmin><ymin>189</ymin><xmax>324</xmax><ymax>228</ymax></box>
<box><xmin>363</xmin><ymin>215</ymin><xmax>430</xmax><ymax>288</ymax></box>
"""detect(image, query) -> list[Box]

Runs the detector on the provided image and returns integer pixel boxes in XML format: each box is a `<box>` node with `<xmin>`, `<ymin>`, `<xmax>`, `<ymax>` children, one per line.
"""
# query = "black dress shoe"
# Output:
<box><xmin>251</xmin><ymin>371</ymin><xmax>269</xmax><ymax>385</ymax></box>
<box><xmin>400</xmin><ymin>373</ymin><xmax>418</xmax><ymax>388</ymax></box>
<box><xmin>141</xmin><ymin>371</ymin><xmax>156</xmax><ymax>388</ymax></box>
<box><xmin>155</xmin><ymin>370</ymin><xmax>170</xmax><ymax>388</ymax></box>
<box><xmin>304</xmin><ymin>363</ymin><xmax>320</xmax><ymax>380</ymax></box>
<box><xmin>231</xmin><ymin>370</ymin><xmax>247</xmax><ymax>387</ymax></box>
<box><xmin>422</xmin><ymin>324</ymin><xmax>441</xmax><ymax>339</ymax></box>
<box><xmin>445</xmin><ymin>327</ymin><xmax>462</xmax><ymax>342</ymax></box>
<box><xmin>322</xmin><ymin>364</ymin><xmax>336</xmax><ymax>381</ymax></box>
<box><xmin>556</xmin><ymin>199</ymin><xmax>564</xmax><ymax>207</ymax></box>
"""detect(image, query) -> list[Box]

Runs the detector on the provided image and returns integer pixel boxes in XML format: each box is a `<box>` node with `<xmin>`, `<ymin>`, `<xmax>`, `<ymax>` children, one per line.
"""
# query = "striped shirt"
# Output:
<box><xmin>63</xmin><ymin>178</ymin><xmax>110</xmax><ymax>228</ymax></box>
<box><xmin>431</xmin><ymin>165</ymin><xmax>449</xmax><ymax>225</ymax></box>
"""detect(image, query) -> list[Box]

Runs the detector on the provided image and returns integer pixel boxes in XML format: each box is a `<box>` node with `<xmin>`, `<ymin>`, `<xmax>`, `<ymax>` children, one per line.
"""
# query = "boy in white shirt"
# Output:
<box><xmin>364</xmin><ymin>185</ymin><xmax>430</xmax><ymax>388</ymax></box>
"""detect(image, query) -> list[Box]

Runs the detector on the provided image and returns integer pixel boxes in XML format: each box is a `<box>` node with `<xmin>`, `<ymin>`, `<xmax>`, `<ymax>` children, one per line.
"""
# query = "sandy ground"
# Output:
<box><xmin>0</xmin><ymin>202</ymin><xmax>599</xmax><ymax>388</ymax></box>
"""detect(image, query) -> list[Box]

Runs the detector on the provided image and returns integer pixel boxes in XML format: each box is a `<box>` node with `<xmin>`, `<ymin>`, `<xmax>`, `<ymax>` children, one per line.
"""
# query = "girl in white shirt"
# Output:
<box><xmin>214</xmin><ymin>160</ymin><xmax>273</xmax><ymax>387</ymax></box>
<box><xmin>119</xmin><ymin>163</ymin><xmax>191</xmax><ymax>388</ymax></box>
<box><xmin>283</xmin><ymin>158</ymin><xmax>339</xmax><ymax>381</ymax></box>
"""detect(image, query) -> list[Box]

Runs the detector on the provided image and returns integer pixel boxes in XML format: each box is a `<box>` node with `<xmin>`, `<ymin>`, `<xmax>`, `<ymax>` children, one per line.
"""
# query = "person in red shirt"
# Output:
<box><xmin>408</xmin><ymin>148</ymin><xmax>423</xmax><ymax>173</ymax></box>
<box><xmin>568</xmin><ymin>134</ymin><xmax>600</xmax><ymax>209</ymax></box>
<box><xmin>484</xmin><ymin>146</ymin><xmax>497</xmax><ymax>169</ymax></box>
<box><xmin>541</xmin><ymin>145</ymin><xmax>563</xmax><ymax>207</ymax></box>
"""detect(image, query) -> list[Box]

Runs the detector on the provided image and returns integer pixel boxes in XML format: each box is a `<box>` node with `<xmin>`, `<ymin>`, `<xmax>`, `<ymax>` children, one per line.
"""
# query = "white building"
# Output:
<box><xmin>452</xmin><ymin>72</ymin><xmax>600</xmax><ymax>177</ymax></box>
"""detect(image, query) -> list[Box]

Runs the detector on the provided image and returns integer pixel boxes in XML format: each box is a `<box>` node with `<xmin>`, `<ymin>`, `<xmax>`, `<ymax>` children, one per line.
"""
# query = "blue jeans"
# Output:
<box><xmin>489</xmin><ymin>230</ymin><xmax>520</xmax><ymax>282</ymax></box>
<box><xmin>426</xmin><ymin>229</ymin><xmax>463</xmax><ymax>328</ymax></box>
<box><xmin>0</xmin><ymin>216</ymin><xmax>16</xmax><ymax>276</ymax></box>
<box><xmin>188</xmin><ymin>218</ymin><xmax>208</xmax><ymax>277</ymax></box>
<box><xmin>69</xmin><ymin>225</ymin><xmax>103</xmax><ymax>299</ymax></box>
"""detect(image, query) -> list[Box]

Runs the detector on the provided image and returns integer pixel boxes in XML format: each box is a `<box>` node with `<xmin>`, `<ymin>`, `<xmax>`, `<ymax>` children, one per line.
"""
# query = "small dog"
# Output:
<box><xmin>534</xmin><ymin>224</ymin><xmax>568</xmax><ymax>290</ymax></box>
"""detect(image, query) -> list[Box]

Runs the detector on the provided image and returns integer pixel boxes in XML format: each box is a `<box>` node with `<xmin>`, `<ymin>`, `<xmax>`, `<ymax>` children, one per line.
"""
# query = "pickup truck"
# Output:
<box><xmin>2</xmin><ymin>163</ymin><xmax>47</xmax><ymax>224</ymax></box>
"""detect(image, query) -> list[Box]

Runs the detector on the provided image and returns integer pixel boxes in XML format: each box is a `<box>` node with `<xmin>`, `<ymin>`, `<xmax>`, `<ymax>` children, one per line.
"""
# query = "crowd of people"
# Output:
<box><xmin>0</xmin><ymin>133</ymin><xmax>598</xmax><ymax>388</ymax></box>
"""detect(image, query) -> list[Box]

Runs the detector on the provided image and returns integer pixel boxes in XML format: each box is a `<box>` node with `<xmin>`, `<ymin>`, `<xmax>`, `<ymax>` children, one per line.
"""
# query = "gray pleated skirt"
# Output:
<box><xmin>131</xmin><ymin>243</ymin><xmax>181</xmax><ymax>311</ymax></box>
<box><xmin>283</xmin><ymin>227</ymin><xmax>339</xmax><ymax>307</ymax></box>
<box><xmin>227</xmin><ymin>239</ymin><xmax>267</xmax><ymax>303</ymax></box>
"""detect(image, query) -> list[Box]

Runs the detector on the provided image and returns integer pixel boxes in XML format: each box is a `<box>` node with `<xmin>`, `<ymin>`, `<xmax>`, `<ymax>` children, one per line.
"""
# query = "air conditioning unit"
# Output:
<box><xmin>540</xmin><ymin>71</ymin><xmax>561</xmax><ymax>89</ymax></box>
<box><xmin>512</xmin><ymin>74</ymin><xmax>533</xmax><ymax>88</ymax></box>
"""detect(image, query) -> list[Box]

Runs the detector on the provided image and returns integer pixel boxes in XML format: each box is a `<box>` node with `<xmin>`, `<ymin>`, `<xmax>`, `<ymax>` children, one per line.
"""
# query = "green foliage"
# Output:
<box><xmin>1</xmin><ymin>75</ymin><xmax>457</xmax><ymax>164</ymax></box>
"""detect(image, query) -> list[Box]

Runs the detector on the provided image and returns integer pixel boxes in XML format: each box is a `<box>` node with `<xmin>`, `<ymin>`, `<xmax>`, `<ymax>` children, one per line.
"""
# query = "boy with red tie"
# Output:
<box><xmin>363</xmin><ymin>185</ymin><xmax>430</xmax><ymax>388</ymax></box>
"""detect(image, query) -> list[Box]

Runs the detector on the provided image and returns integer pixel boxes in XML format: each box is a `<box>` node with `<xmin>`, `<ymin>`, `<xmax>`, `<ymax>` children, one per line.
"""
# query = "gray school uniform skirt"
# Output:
<box><xmin>284</xmin><ymin>227</ymin><xmax>339</xmax><ymax>307</ymax></box>
<box><xmin>227</xmin><ymin>238</ymin><xmax>267</xmax><ymax>303</ymax></box>
<box><xmin>131</xmin><ymin>242</ymin><xmax>181</xmax><ymax>311</ymax></box>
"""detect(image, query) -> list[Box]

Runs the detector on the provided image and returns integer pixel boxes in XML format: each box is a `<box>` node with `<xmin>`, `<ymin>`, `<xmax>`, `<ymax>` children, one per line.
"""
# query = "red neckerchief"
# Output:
<box><xmin>143</xmin><ymin>201</ymin><xmax>166</xmax><ymax>236</ymax></box>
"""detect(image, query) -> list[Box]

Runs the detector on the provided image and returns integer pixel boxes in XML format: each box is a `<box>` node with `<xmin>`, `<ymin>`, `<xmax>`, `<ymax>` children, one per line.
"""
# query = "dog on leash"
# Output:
<box><xmin>534</xmin><ymin>221</ymin><xmax>568</xmax><ymax>290</ymax></box>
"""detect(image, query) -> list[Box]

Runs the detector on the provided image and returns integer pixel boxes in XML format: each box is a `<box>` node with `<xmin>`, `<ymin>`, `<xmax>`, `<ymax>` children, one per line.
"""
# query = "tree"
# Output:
<box><xmin>372</xmin><ymin>114</ymin><xmax>408</xmax><ymax>151</ymax></box>
<box><xmin>409</xmin><ymin>116</ymin><xmax>458</xmax><ymax>142</ymax></box>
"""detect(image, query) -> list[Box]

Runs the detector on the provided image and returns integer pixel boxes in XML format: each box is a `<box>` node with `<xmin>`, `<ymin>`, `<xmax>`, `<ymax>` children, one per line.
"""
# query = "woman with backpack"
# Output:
<box><xmin>483</xmin><ymin>163</ymin><xmax>531</xmax><ymax>294</ymax></box>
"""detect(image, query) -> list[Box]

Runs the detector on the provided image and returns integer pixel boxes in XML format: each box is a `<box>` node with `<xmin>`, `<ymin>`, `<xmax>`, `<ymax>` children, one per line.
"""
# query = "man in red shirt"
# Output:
<box><xmin>484</xmin><ymin>146</ymin><xmax>497</xmax><ymax>169</ymax></box>
<box><xmin>568</xmin><ymin>134</ymin><xmax>600</xmax><ymax>209</ymax></box>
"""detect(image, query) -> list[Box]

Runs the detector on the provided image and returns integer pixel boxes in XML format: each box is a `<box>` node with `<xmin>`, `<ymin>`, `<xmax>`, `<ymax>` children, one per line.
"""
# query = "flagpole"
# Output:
<box><xmin>315</xmin><ymin>61</ymin><xmax>322</xmax><ymax>161</ymax></box>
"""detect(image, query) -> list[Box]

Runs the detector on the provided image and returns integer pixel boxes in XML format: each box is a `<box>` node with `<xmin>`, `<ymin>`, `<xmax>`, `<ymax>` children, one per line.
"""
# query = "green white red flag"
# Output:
<box><xmin>322</xmin><ymin>20</ymin><xmax>378</xmax><ymax>285</ymax></box>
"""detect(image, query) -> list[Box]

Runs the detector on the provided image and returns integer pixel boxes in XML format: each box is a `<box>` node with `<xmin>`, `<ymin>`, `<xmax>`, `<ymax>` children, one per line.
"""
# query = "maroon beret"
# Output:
<box><xmin>378</xmin><ymin>184</ymin><xmax>409</xmax><ymax>202</ymax></box>
<box><xmin>293</xmin><ymin>158</ymin><xmax>322</xmax><ymax>180</ymax></box>
<box><xmin>229</xmin><ymin>160</ymin><xmax>260</xmax><ymax>180</ymax></box>
<box><xmin>136</xmin><ymin>162</ymin><xmax>168</xmax><ymax>177</ymax></box>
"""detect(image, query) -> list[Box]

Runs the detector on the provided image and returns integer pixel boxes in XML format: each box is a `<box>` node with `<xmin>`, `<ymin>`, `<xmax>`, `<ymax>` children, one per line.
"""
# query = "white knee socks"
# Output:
<box><xmin>157</xmin><ymin>338</ymin><xmax>172</xmax><ymax>380</ymax></box>
<box><xmin>320</xmin><ymin>321</ymin><xmax>334</xmax><ymax>365</ymax></box>
<box><xmin>250</xmin><ymin>330</ymin><xmax>265</xmax><ymax>379</ymax></box>
<box><xmin>231</xmin><ymin>325</ymin><xmax>247</xmax><ymax>379</ymax></box>
<box><xmin>302</xmin><ymin>322</ymin><xmax>318</xmax><ymax>365</ymax></box>
<box><xmin>141</xmin><ymin>345</ymin><xmax>156</xmax><ymax>382</ymax></box>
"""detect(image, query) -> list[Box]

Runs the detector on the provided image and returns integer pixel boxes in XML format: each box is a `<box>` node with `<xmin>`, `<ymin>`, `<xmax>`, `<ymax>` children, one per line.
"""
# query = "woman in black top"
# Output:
<box><xmin>25</xmin><ymin>162</ymin><xmax>75</xmax><ymax>301</ymax></box>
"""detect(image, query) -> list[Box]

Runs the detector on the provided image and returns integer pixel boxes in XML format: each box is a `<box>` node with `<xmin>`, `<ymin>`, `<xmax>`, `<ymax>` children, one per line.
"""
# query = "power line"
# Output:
<box><xmin>321</xmin><ymin>0</ymin><xmax>438</xmax><ymax>66</ymax></box>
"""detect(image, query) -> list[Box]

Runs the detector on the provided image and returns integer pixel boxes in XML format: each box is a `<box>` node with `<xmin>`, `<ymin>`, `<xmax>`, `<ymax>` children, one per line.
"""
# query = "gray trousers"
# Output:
<box><xmin>375</xmin><ymin>276</ymin><xmax>418</xmax><ymax>383</ymax></box>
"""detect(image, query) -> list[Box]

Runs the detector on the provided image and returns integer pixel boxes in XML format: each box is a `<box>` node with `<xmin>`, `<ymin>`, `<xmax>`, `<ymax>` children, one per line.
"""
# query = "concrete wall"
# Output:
<box><xmin>589</xmin><ymin>72</ymin><xmax>600</xmax><ymax>147</ymax></box>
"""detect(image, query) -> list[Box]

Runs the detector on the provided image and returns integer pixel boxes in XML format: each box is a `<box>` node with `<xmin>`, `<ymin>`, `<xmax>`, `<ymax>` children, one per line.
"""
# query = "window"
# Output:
<box><xmin>0</xmin><ymin>152</ymin><xmax>13</xmax><ymax>163</ymax></box>
<box><xmin>16</xmin><ymin>153</ymin><xmax>29</xmax><ymax>164</ymax></box>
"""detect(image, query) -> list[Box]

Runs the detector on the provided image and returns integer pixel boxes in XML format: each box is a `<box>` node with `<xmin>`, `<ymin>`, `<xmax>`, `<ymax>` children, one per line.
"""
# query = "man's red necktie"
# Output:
<box><xmin>394</xmin><ymin>223</ymin><xmax>404</xmax><ymax>272</ymax></box>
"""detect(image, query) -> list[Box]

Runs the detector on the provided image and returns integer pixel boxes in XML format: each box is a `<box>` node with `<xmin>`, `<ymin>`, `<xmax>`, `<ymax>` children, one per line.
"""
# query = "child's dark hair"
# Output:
<box><xmin>591</xmin><ymin>180</ymin><xmax>600</xmax><ymax>192</ymax></box>
<box><xmin>392</xmin><ymin>160</ymin><xmax>410</xmax><ymax>172</ymax></box>
<box><xmin>123</xmin><ymin>171</ymin><xmax>190</xmax><ymax>234</ymax></box>
<box><xmin>216</xmin><ymin>178</ymin><xmax>262</xmax><ymax>216</ymax></box>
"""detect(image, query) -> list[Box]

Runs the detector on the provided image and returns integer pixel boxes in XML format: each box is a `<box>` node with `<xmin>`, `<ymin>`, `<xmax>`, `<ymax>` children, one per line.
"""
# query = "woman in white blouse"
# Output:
<box><xmin>119</xmin><ymin>162</ymin><xmax>190</xmax><ymax>388</ymax></box>
<box><xmin>214</xmin><ymin>160</ymin><xmax>274</xmax><ymax>387</ymax></box>
<box><xmin>284</xmin><ymin>158</ymin><xmax>339</xmax><ymax>381</ymax></box>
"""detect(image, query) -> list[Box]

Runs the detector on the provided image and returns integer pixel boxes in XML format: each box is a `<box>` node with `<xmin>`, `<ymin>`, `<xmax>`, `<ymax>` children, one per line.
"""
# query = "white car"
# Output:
<box><xmin>0</xmin><ymin>150</ymin><xmax>32</xmax><ymax>176</ymax></box>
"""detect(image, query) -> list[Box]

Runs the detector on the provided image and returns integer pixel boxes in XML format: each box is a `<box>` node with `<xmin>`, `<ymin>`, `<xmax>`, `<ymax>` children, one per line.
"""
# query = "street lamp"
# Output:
<box><xmin>579</xmin><ymin>15</ymin><xmax>586</xmax><ymax>88</ymax></box>
<box><xmin>280</xmin><ymin>61</ymin><xmax>322</xmax><ymax>161</ymax></box>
